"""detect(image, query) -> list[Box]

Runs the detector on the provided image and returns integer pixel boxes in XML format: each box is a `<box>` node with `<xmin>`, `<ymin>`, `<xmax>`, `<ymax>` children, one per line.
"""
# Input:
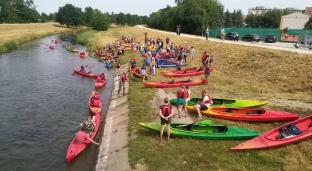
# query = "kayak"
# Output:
<box><xmin>66</xmin><ymin>46</ymin><xmax>78</xmax><ymax>53</ymax></box>
<box><xmin>133</xmin><ymin>68</ymin><xmax>149</xmax><ymax>80</ymax></box>
<box><xmin>73</xmin><ymin>68</ymin><xmax>98</xmax><ymax>78</ymax></box>
<box><xmin>80</xmin><ymin>52</ymin><xmax>86</xmax><ymax>58</ymax></box>
<box><xmin>157</xmin><ymin>59</ymin><xmax>188</xmax><ymax>68</ymax></box>
<box><xmin>161</xmin><ymin>67</ymin><xmax>214</xmax><ymax>77</ymax></box>
<box><xmin>66</xmin><ymin>112</ymin><xmax>100</xmax><ymax>163</ymax></box>
<box><xmin>88</xmin><ymin>91</ymin><xmax>102</xmax><ymax>115</ymax></box>
<box><xmin>95</xmin><ymin>50</ymin><xmax>106</xmax><ymax>57</ymax></box>
<box><xmin>95</xmin><ymin>75</ymin><xmax>108</xmax><ymax>89</ymax></box>
<box><xmin>202</xmin><ymin>107</ymin><xmax>300</xmax><ymax>122</ymax></box>
<box><xmin>171</xmin><ymin>98</ymin><xmax>268</xmax><ymax>108</ymax></box>
<box><xmin>139</xmin><ymin>121</ymin><xmax>261</xmax><ymax>140</ymax></box>
<box><xmin>142</xmin><ymin>79</ymin><xmax>206</xmax><ymax>88</ymax></box>
<box><xmin>231</xmin><ymin>115</ymin><xmax>312</xmax><ymax>151</ymax></box>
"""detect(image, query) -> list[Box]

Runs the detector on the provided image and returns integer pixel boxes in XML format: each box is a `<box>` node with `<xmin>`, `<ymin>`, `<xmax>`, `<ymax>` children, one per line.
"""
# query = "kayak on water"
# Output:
<box><xmin>202</xmin><ymin>107</ymin><xmax>300</xmax><ymax>122</ymax></box>
<box><xmin>73</xmin><ymin>68</ymin><xmax>98</xmax><ymax>78</ymax></box>
<box><xmin>88</xmin><ymin>91</ymin><xmax>102</xmax><ymax>115</ymax></box>
<box><xmin>133</xmin><ymin>68</ymin><xmax>149</xmax><ymax>80</ymax></box>
<box><xmin>142</xmin><ymin>79</ymin><xmax>206</xmax><ymax>88</ymax></box>
<box><xmin>139</xmin><ymin>121</ymin><xmax>261</xmax><ymax>140</ymax></box>
<box><xmin>161</xmin><ymin>67</ymin><xmax>214</xmax><ymax>77</ymax></box>
<box><xmin>66</xmin><ymin>112</ymin><xmax>100</xmax><ymax>163</ymax></box>
<box><xmin>80</xmin><ymin>52</ymin><xmax>86</xmax><ymax>58</ymax></box>
<box><xmin>231</xmin><ymin>115</ymin><xmax>312</xmax><ymax>151</ymax></box>
<box><xmin>95</xmin><ymin>75</ymin><xmax>107</xmax><ymax>89</ymax></box>
<box><xmin>170</xmin><ymin>98</ymin><xmax>268</xmax><ymax>108</ymax></box>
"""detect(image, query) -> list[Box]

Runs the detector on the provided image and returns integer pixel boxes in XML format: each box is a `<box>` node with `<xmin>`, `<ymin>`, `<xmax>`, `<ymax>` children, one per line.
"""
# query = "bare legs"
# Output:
<box><xmin>160</xmin><ymin>124</ymin><xmax>171</xmax><ymax>141</ymax></box>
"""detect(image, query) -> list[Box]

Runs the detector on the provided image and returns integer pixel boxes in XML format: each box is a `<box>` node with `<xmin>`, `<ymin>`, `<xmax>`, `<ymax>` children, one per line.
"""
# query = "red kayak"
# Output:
<box><xmin>142</xmin><ymin>79</ymin><xmax>207</xmax><ymax>88</ymax></box>
<box><xmin>95</xmin><ymin>50</ymin><xmax>106</xmax><ymax>57</ymax></box>
<box><xmin>73</xmin><ymin>68</ymin><xmax>98</xmax><ymax>78</ymax></box>
<box><xmin>80</xmin><ymin>52</ymin><xmax>86</xmax><ymax>58</ymax></box>
<box><xmin>161</xmin><ymin>67</ymin><xmax>214</xmax><ymax>77</ymax></box>
<box><xmin>49</xmin><ymin>45</ymin><xmax>55</xmax><ymax>49</ymax></box>
<box><xmin>206</xmin><ymin>107</ymin><xmax>299</xmax><ymax>122</ymax></box>
<box><xmin>66</xmin><ymin>112</ymin><xmax>100</xmax><ymax>163</ymax></box>
<box><xmin>88</xmin><ymin>91</ymin><xmax>102</xmax><ymax>115</ymax></box>
<box><xmin>95</xmin><ymin>75</ymin><xmax>108</xmax><ymax>89</ymax></box>
<box><xmin>231</xmin><ymin>115</ymin><xmax>312</xmax><ymax>151</ymax></box>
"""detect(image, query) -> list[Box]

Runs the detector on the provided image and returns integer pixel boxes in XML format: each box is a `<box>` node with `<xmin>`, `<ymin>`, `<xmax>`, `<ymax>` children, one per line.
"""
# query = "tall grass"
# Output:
<box><xmin>76</xmin><ymin>29</ymin><xmax>97</xmax><ymax>48</ymax></box>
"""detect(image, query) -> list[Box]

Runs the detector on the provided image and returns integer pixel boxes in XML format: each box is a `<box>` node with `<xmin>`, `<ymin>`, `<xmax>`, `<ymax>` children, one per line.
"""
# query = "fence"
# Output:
<box><xmin>209</xmin><ymin>28</ymin><xmax>312</xmax><ymax>42</ymax></box>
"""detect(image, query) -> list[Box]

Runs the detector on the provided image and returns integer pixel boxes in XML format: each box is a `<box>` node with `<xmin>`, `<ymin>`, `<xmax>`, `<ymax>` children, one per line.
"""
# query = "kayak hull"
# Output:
<box><xmin>231</xmin><ymin>115</ymin><xmax>312</xmax><ymax>150</ymax></box>
<box><xmin>205</xmin><ymin>107</ymin><xmax>299</xmax><ymax>122</ymax></box>
<box><xmin>95</xmin><ymin>79</ymin><xmax>107</xmax><ymax>89</ymax></box>
<box><xmin>161</xmin><ymin>67</ymin><xmax>214</xmax><ymax>77</ymax></box>
<box><xmin>142</xmin><ymin>79</ymin><xmax>206</xmax><ymax>88</ymax></box>
<box><xmin>88</xmin><ymin>91</ymin><xmax>102</xmax><ymax>115</ymax></box>
<box><xmin>171</xmin><ymin>98</ymin><xmax>267</xmax><ymax>108</ymax></box>
<box><xmin>139</xmin><ymin>122</ymin><xmax>261</xmax><ymax>140</ymax></box>
<box><xmin>66</xmin><ymin>112</ymin><xmax>100</xmax><ymax>163</ymax></box>
<box><xmin>73</xmin><ymin>68</ymin><xmax>98</xmax><ymax>78</ymax></box>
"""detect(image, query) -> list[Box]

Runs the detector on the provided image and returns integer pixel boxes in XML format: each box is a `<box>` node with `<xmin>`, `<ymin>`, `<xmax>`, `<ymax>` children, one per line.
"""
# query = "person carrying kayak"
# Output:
<box><xmin>74</xmin><ymin>130</ymin><xmax>99</xmax><ymax>145</ymax></box>
<box><xmin>159</xmin><ymin>97</ymin><xmax>174</xmax><ymax>141</ymax></box>
<box><xmin>176</xmin><ymin>84</ymin><xmax>189</xmax><ymax>118</ymax></box>
<box><xmin>193</xmin><ymin>90</ymin><xmax>213</xmax><ymax>119</ymax></box>
<box><xmin>80</xmin><ymin>116</ymin><xmax>96</xmax><ymax>133</ymax></box>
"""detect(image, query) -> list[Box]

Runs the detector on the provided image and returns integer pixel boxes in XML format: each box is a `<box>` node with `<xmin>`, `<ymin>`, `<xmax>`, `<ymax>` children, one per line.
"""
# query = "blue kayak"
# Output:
<box><xmin>105</xmin><ymin>62</ymin><xmax>112</xmax><ymax>69</ymax></box>
<box><xmin>157</xmin><ymin>59</ymin><xmax>188</xmax><ymax>68</ymax></box>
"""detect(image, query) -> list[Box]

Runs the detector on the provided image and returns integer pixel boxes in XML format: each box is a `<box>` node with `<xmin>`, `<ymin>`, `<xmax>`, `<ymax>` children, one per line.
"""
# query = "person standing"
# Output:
<box><xmin>201</xmin><ymin>51</ymin><xmax>209</xmax><ymax>68</ymax></box>
<box><xmin>204</xmin><ymin>64</ymin><xmax>210</xmax><ymax>85</ymax></box>
<box><xmin>176</xmin><ymin>84</ymin><xmax>189</xmax><ymax>118</ymax></box>
<box><xmin>220</xmin><ymin>27</ymin><xmax>225</xmax><ymax>41</ymax></box>
<box><xmin>190</xmin><ymin>46</ymin><xmax>195</xmax><ymax>63</ymax></box>
<box><xmin>209</xmin><ymin>55</ymin><xmax>214</xmax><ymax>67</ymax></box>
<box><xmin>205</xmin><ymin>26</ymin><xmax>210</xmax><ymax>40</ymax></box>
<box><xmin>140</xmin><ymin>64</ymin><xmax>147</xmax><ymax>82</ymax></box>
<box><xmin>159</xmin><ymin>97</ymin><xmax>174</xmax><ymax>141</ymax></box>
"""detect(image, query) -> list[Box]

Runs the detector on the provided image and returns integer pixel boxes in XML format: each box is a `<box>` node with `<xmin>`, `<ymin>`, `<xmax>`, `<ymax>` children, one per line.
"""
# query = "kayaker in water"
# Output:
<box><xmin>100</xmin><ymin>73</ymin><xmax>106</xmax><ymax>80</ymax></box>
<box><xmin>159</xmin><ymin>97</ymin><xmax>174</xmax><ymax>141</ymax></box>
<box><xmin>193</xmin><ymin>90</ymin><xmax>213</xmax><ymax>119</ymax></box>
<box><xmin>80</xmin><ymin>116</ymin><xmax>95</xmax><ymax>133</ymax></box>
<box><xmin>80</xmin><ymin>65</ymin><xmax>85</xmax><ymax>72</ymax></box>
<box><xmin>176</xmin><ymin>84</ymin><xmax>189</xmax><ymax>118</ymax></box>
<box><xmin>74</xmin><ymin>130</ymin><xmax>99</xmax><ymax>145</ymax></box>
<box><xmin>90</xmin><ymin>93</ymin><xmax>99</xmax><ymax>106</ymax></box>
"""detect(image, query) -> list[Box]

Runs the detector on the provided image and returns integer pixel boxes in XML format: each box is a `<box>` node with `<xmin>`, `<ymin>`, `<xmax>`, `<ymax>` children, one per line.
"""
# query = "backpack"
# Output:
<box><xmin>288</xmin><ymin>124</ymin><xmax>301</xmax><ymax>135</ymax></box>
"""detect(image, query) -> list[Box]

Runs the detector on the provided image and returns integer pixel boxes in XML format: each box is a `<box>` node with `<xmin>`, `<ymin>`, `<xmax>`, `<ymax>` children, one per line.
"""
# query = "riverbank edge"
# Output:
<box><xmin>96</xmin><ymin>64</ymin><xmax>131</xmax><ymax>171</ymax></box>
<box><xmin>0</xmin><ymin>26</ymin><xmax>89</xmax><ymax>53</ymax></box>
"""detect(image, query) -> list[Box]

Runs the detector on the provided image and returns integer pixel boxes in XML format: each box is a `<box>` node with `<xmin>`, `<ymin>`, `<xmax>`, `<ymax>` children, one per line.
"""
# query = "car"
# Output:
<box><xmin>264</xmin><ymin>34</ymin><xmax>276</xmax><ymax>43</ymax></box>
<box><xmin>216</xmin><ymin>32</ymin><xmax>239</xmax><ymax>41</ymax></box>
<box><xmin>242</xmin><ymin>34</ymin><xmax>261</xmax><ymax>42</ymax></box>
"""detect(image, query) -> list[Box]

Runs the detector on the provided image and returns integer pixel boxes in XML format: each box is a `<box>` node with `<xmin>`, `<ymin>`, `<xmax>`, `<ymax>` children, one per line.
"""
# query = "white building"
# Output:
<box><xmin>280</xmin><ymin>12</ymin><xmax>310</xmax><ymax>29</ymax></box>
<box><xmin>248</xmin><ymin>6</ymin><xmax>271</xmax><ymax>15</ymax></box>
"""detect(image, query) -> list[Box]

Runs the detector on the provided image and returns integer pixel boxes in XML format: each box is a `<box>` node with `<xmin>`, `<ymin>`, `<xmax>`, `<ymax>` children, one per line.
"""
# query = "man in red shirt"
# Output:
<box><xmin>201</xmin><ymin>51</ymin><xmax>209</xmax><ymax>68</ymax></box>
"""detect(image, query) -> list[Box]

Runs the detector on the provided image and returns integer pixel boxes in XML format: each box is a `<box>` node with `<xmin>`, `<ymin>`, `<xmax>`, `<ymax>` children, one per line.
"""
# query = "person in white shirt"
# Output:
<box><xmin>205</xmin><ymin>26</ymin><xmax>210</xmax><ymax>40</ymax></box>
<box><xmin>193</xmin><ymin>90</ymin><xmax>213</xmax><ymax>119</ymax></box>
<box><xmin>190</xmin><ymin>46</ymin><xmax>195</xmax><ymax>62</ymax></box>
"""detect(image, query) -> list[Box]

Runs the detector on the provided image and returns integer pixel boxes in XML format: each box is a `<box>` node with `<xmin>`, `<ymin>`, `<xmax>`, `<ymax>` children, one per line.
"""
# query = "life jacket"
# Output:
<box><xmin>161</xmin><ymin>104</ymin><xmax>172</xmax><ymax>116</ymax></box>
<box><xmin>121</xmin><ymin>74</ymin><xmax>127</xmax><ymax>82</ymax></box>
<box><xmin>178</xmin><ymin>89</ymin><xmax>189</xmax><ymax>98</ymax></box>
<box><xmin>96</xmin><ymin>76</ymin><xmax>102</xmax><ymax>82</ymax></box>
<box><xmin>203</xmin><ymin>94</ymin><xmax>212</xmax><ymax>104</ymax></box>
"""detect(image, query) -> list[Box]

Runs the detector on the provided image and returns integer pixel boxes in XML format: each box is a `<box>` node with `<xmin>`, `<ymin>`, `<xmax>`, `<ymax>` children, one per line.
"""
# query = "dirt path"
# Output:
<box><xmin>137</xmin><ymin>25</ymin><xmax>312</xmax><ymax>55</ymax></box>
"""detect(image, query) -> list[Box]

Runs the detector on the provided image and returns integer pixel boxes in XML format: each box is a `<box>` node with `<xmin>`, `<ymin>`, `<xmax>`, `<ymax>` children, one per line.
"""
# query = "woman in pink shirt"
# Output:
<box><xmin>74</xmin><ymin>130</ymin><xmax>99</xmax><ymax>145</ymax></box>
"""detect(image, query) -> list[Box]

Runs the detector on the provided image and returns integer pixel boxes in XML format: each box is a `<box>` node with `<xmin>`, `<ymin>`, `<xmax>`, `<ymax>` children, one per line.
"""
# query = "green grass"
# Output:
<box><xmin>76</xmin><ymin>29</ymin><xmax>96</xmax><ymax>48</ymax></box>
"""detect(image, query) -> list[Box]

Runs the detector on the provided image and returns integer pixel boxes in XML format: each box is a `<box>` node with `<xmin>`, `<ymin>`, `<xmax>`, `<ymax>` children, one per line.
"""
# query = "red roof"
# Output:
<box><xmin>305</xmin><ymin>7</ymin><xmax>312</xmax><ymax>15</ymax></box>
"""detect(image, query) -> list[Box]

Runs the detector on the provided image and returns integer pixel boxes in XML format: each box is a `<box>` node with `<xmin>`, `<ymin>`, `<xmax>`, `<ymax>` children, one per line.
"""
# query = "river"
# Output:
<box><xmin>0</xmin><ymin>34</ymin><xmax>114</xmax><ymax>171</ymax></box>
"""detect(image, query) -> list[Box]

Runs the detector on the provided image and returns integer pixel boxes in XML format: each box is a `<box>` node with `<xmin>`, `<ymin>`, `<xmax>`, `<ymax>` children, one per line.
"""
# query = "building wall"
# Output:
<box><xmin>280</xmin><ymin>15</ymin><xmax>309</xmax><ymax>29</ymax></box>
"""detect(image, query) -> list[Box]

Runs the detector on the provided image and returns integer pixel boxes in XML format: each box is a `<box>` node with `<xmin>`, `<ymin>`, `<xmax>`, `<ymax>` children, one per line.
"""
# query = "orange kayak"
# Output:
<box><xmin>73</xmin><ymin>68</ymin><xmax>98</xmax><ymax>78</ymax></box>
<box><xmin>142</xmin><ymin>79</ymin><xmax>207</xmax><ymax>88</ymax></box>
<box><xmin>161</xmin><ymin>67</ymin><xmax>214</xmax><ymax>77</ymax></box>
<box><xmin>95</xmin><ymin>75</ymin><xmax>108</xmax><ymax>89</ymax></box>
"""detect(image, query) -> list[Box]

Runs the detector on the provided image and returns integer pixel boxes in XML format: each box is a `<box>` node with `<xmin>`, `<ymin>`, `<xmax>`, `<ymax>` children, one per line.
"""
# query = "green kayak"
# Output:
<box><xmin>170</xmin><ymin>98</ymin><xmax>267</xmax><ymax>108</ymax></box>
<box><xmin>139</xmin><ymin>121</ymin><xmax>261</xmax><ymax>140</ymax></box>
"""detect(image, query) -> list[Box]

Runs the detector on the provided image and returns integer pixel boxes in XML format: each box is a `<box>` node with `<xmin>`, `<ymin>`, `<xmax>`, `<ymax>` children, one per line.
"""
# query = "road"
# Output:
<box><xmin>137</xmin><ymin>25</ymin><xmax>312</xmax><ymax>55</ymax></box>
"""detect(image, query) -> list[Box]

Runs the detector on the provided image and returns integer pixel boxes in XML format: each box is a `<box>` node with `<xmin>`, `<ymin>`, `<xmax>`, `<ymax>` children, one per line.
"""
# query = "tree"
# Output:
<box><xmin>116</xmin><ymin>12</ymin><xmax>126</xmax><ymax>25</ymax></box>
<box><xmin>91</xmin><ymin>10</ymin><xmax>111</xmax><ymax>31</ymax></box>
<box><xmin>234</xmin><ymin>9</ymin><xmax>244</xmax><ymax>27</ymax></box>
<box><xmin>213</xmin><ymin>3</ymin><xmax>225</xmax><ymax>28</ymax></box>
<box><xmin>84</xmin><ymin>6</ymin><xmax>94</xmax><ymax>26</ymax></box>
<box><xmin>225</xmin><ymin>9</ymin><xmax>233</xmax><ymax>27</ymax></box>
<box><xmin>304</xmin><ymin>16</ymin><xmax>312</xmax><ymax>29</ymax></box>
<box><xmin>110</xmin><ymin>12</ymin><xmax>116</xmax><ymax>23</ymax></box>
<box><xmin>48</xmin><ymin>13</ymin><xmax>56</xmax><ymax>21</ymax></box>
<box><xmin>245</xmin><ymin>14</ymin><xmax>258</xmax><ymax>28</ymax></box>
<box><xmin>40</xmin><ymin>12</ymin><xmax>48</xmax><ymax>23</ymax></box>
<box><xmin>55</xmin><ymin>4</ymin><xmax>83</xmax><ymax>27</ymax></box>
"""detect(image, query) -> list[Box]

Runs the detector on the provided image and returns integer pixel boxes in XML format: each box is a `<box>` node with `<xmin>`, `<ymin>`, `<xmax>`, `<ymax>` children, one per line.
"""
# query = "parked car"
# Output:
<box><xmin>216</xmin><ymin>32</ymin><xmax>239</xmax><ymax>41</ymax></box>
<box><xmin>264</xmin><ymin>34</ymin><xmax>276</xmax><ymax>43</ymax></box>
<box><xmin>242</xmin><ymin>34</ymin><xmax>261</xmax><ymax>42</ymax></box>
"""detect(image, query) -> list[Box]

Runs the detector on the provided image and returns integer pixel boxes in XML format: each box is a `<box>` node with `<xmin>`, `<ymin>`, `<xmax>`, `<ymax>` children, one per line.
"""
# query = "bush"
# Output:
<box><xmin>4</xmin><ymin>40</ymin><xmax>18</xmax><ymax>50</ymax></box>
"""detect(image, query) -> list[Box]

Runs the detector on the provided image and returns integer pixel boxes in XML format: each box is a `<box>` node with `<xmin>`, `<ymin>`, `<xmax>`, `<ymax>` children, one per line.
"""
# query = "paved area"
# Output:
<box><xmin>96</xmin><ymin>64</ymin><xmax>131</xmax><ymax>171</ymax></box>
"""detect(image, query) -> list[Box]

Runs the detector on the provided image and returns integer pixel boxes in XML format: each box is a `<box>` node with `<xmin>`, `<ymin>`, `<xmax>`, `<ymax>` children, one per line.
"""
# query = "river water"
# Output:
<box><xmin>0</xmin><ymin>34</ymin><xmax>114</xmax><ymax>171</ymax></box>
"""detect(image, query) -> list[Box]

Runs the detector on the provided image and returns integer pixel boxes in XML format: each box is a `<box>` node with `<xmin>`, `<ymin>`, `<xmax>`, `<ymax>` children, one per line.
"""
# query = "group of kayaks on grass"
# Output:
<box><xmin>131</xmin><ymin>37</ymin><xmax>312</xmax><ymax>151</ymax></box>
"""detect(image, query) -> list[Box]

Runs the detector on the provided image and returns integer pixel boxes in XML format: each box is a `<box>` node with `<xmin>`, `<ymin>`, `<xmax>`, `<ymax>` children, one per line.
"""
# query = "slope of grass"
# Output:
<box><xmin>88</xmin><ymin>25</ymin><xmax>312</xmax><ymax>171</ymax></box>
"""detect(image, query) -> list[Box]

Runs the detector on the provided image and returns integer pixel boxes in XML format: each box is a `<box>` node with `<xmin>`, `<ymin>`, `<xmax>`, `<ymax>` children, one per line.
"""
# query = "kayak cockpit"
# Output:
<box><xmin>172</xmin><ymin>124</ymin><xmax>228</xmax><ymax>134</ymax></box>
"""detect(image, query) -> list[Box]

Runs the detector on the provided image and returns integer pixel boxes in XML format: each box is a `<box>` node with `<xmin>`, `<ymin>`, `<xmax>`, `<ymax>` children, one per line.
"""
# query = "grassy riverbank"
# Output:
<box><xmin>88</xmin><ymin>26</ymin><xmax>312</xmax><ymax>171</ymax></box>
<box><xmin>0</xmin><ymin>23</ymin><xmax>87</xmax><ymax>53</ymax></box>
